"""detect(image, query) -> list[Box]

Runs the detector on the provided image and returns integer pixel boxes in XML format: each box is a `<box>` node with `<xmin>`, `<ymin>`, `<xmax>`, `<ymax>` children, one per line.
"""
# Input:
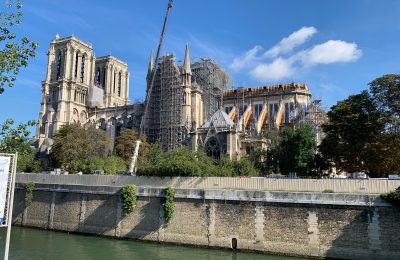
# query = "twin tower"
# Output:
<box><xmin>35</xmin><ymin>35</ymin><xmax>217</xmax><ymax>153</ymax></box>
<box><xmin>36</xmin><ymin>35</ymin><xmax>130</xmax><ymax>150</ymax></box>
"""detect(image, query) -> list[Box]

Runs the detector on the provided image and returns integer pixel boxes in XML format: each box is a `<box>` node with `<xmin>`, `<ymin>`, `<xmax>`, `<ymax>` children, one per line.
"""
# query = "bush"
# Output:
<box><xmin>25</xmin><ymin>181</ymin><xmax>35</xmax><ymax>206</ymax></box>
<box><xmin>71</xmin><ymin>155</ymin><xmax>126</xmax><ymax>174</ymax></box>
<box><xmin>137</xmin><ymin>145</ymin><xmax>260</xmax><ymax>177</ymax></box>
<box><xmin>382</xmin><ymin>186</ymin><xmax>400</xmax><ymax>206</ymax></box>
<box><xmin>163</xmin><ymin>187</ymin><xmax>175</xmax><ymax>223</ymax></box>
<box><xmin>120</xmin><ymin>184</ymin><xmax>137</xmax><ymax>216</ymax></box>
<box><xmin>104</xmin><ymin>155</ymin><xmax>126</xmax><ymax>174</ymax></box>
<box><xmin>322</xmin><ymin>189</ymin><xmax>334</xmax><ymax>193</ymax></box>
<box><xmin>232</xmin><ymin>158</ymin><xmax>260</xmax><ymax>176</ymax></box>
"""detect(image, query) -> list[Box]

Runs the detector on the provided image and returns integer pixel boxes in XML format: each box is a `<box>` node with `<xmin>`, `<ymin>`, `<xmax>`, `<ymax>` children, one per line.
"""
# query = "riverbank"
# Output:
<box><xmin>11</xmin><ymin>181</ymin><xmax>400</xmax><ymax>259</ymax></box>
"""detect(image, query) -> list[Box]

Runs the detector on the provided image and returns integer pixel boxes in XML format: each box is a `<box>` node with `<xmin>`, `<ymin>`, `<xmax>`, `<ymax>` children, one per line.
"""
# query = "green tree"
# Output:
<box><xmin>249</xmin><ymin>129</ymin><xmax>281</xmax><ymax>175</ymax></box>
<box><xmin>49</xmin><ymin>124</ymin><xmax>111</xmax><ymax>172</ymax></box>
<box><xmin>103</xmin><ymin>155</ymin><xmax>126</xmax><ymax>174</ymax></box>
<box><xmin>319</xmin><ymin>91</ymin><xmax>385</xmax><ymax>176</ymax></box>
<box><xmin>0</xmin><ymin>118</ymin><xmax>41</xmax><ymax>172</ymax></box>
<box><xmin>231</xmin><ymin>158</ymin><xmax>260</xmax><ymax>176</ymax></box>
<box><xmin>114</xmin><ymin>129</ymin><xmax>149</xmax><ymax>167</ymax></box>
<box><xmin>278</xmin><ymin>124</ymin><xmax>316</xmax><ymax>176</ymax></box>
<box><xmin>137</xmin><ymin>144</ymin><xmax>260</xmax><ymax>177</ymax></box>
<box><xmin>72</xmin><ymin>155</ymin><xmax>126</xmax><ymax>174</ymax></box>
<box><xmin>369</xmin><ymin>74</ymin><xmax>400</xmax><ymax>133</ymax></box>
<box><xmin>0</xmin><ymin>0</ymin><xmax>38</xmax><ymax>94</ymax></box>
<box><xmin>368</xmin><ymin>74</ymin><xmax>400</xmax><ymax>175</ymax></box>
<box><xmin>309</xmin><ymin>153</ymin><xmax>331</xmax><ymax>178</ymax></box>
<box><xmin>71</xmin><ymin>156</ymin><xmax>104</xmax><ymax>174</ymax></box>
<box><xmin>248</xmin><ymin>147</ymin><xmax>269</xmax><ymax>174</ymax></box>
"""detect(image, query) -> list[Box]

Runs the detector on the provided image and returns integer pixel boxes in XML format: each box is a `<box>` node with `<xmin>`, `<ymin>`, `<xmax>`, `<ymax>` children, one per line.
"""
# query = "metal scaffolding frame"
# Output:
<box><xmin>144</xmin><ymin>55</ymin><xmax>231</xmax><ymax>151</ymax></box>
<box><xmin>192</xmin><ymin>58</ymin><xmax>232</xmax><ymax>121</ymax></box>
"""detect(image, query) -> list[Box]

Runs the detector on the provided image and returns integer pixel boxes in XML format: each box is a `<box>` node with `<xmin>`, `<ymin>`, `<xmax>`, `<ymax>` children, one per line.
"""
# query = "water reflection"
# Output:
<box><xmin>0</xmin><ymin>227</ymin><xmax>304</xmax><ymax>260</ymax></box>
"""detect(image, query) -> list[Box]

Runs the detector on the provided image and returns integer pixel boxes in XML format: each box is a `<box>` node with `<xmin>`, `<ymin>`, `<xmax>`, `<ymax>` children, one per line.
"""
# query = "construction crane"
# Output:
<box><xmin>128</xmin><ymin>0</ymin><xmax>174</xmax><ymax>174</ymax></box>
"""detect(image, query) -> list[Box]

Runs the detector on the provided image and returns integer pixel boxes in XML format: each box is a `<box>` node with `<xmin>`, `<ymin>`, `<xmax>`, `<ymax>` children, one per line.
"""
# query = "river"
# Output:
<box><xmin>0</xmin><ymin>227</ymin><xmax>304</xmax><ymax>260</ymax></box>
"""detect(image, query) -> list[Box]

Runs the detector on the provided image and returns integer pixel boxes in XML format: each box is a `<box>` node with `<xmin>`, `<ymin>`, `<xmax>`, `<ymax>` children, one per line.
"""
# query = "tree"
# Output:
<box><xmin>249</xmin><ymin>129</ymin><xmax>281</xmax><ymax>175</ymax></box>
<box><xmin>137</xmin><ymin>145</ymin><xmax>260</xmax><ymax>177</ymax></box>
<box><xmin>72</xmin><ymin>155</ymin><xmax>126</xmax><ymax>174</ymax></box>
<box><xmin>309</xmin><ymin>153</ymin><xmax>331</xmax><ymax>178</ymax></box>
<box><xmin>103</xmin><ymin>155</ymin><xmax>126</xmax><ymax>174</ymax></box>
<box><xmin>0</xmin><ymin>0</ymin><xmax>38</xmax><ymax>94</ymax></box>
<box><xmin>49</xmin><ymin>124</ymin><xmax>111</xmax><ymax>172</ymax></box>
<box><xmin>0</xmin><ymin>118</ymin><xmax>41</xmax><ymax>172</ymax></box>
<box><xmin>369</xmin><ymin>74</ymin><xmax>400</xmax><ymax>134</ymax></box>
<box><xmin>114</xmin><ymin>129</ymin><xmax>149</xmax><ymax>167</ymax></box>
<box><xmin>319</xmin><ymin>91</ymin><xmax>385</xmax><ymax>176</ymax></box>
<box><xmin>278</xmin><ymin>124</ymin><xmax>316</xmax><ymax>176</ymax></box>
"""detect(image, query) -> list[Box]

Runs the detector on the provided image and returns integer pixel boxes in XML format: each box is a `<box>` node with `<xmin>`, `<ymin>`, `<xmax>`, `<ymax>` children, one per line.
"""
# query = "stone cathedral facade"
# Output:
<box><xmin>35</xmin><ymin>35</ymin><xmax>317</xmax><ymax>160</ymax></box>
<box><xmin>35</xmin><ymin>35</ymin><xmax>137</xmax><ymax>153</ymax></box>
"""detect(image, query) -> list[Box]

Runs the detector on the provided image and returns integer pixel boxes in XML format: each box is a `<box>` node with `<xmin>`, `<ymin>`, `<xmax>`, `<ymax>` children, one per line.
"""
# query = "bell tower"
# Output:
<box><xmin>36</xmin><ymin>35</ymin><xmax>95</xmax><ymax>150</ymax></box>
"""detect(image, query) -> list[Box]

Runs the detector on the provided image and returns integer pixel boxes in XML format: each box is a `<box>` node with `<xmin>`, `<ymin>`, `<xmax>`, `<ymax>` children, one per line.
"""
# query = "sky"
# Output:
<box><xmin>1</xmin><ymin>0</ymin><xmax>400</xmax><ymax>130</ymax></box>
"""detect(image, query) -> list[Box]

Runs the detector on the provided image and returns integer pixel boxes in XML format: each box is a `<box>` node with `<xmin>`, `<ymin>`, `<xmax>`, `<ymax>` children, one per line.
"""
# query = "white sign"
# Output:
<box><xmin>0</xmin><ymin>157</ymin><xmax>11</xmax><ymax>226</ymax></box>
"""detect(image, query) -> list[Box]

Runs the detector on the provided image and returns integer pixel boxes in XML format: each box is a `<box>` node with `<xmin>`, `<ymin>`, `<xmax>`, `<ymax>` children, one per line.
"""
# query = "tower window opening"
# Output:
<box><xmin>118</xmin><ymin>71</ymin><xmax>122</xmax><ymax>97</ymax></box>
<box><xmin>74</xmin><ymin>52</ymin><xmax>79</xmax><ymax>79</ymax></box>
<box><xmin>113</xmin><ymin>72</ymin><xmax>116</xmax><ymax>93</ymax></box>
<box><xmin>102</xmin><ymin>67</ymin><xmax>106</xmax><ymax>89</ymax></box>
<box><xmin>56</xmin><ymin>51</ymin><xmax>62</xmax><ymax>79</ymax></box>
<box><xmin>80</xmin><ymin>54</ymin><xmax>86</xmax><ymax>83</ymax></box>
<box><xmin>96</xmin><ymin>67</ymin><xmax>101</xmax><ymax>86</ymax></box>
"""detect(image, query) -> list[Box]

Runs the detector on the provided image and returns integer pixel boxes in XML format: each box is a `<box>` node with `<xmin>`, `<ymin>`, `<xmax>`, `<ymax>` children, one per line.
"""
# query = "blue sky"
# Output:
<box><xmin>1</xmin><ymin>0</ymin><xmax>400</xmax><ymax>130</ymax></box>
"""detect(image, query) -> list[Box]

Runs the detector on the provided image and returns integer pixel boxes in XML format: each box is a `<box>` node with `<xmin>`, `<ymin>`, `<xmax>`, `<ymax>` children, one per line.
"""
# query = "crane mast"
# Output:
<box><xmin>129</xmin><ymin>0</ymin><xmax>174</xmax><ymax>174</ymax></box>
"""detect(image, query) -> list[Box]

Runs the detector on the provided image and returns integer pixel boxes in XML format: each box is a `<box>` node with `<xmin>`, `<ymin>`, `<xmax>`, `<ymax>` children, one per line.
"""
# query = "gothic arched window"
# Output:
<box><xmin>113</xmin><ymin>72</ymin><xmax>116</xmax><ymax>93</ymax></box>
<box><xmin>56</xmin><ymin>51</ymin><xmax>62</xmax><ymax>79</ymax></box>
<box><xmin>74</xmin><ymin>52</ymin><xmax>79</xmax><ymax>79</ymax></box>
<box><xmin>102</xmin><ymin>67</ymin><xmax>106</xmax><ymax>89</ymax></box>
<box><xmin>80</xmin><ymin>54</ymin><xmax>86</xmax><ymax>83</ymax></box>
<box><xmin>205</xmin><ymin>137</ymin><xmax>221</xmax><ymax>160</ymax></box>
<box><xmin>96</xmin><ymin>67</ymin><xmax>101</xmax><ymax>86</ymax></box>
<box><xmin>118</xmin><ymin>71</ymin><xmax>122</xmax><ymax>96</ymax></box>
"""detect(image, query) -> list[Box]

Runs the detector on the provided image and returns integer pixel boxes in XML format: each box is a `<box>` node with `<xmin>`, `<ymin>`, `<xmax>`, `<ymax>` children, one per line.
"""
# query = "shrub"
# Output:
<box><xmin>137</xmin><ymin>145</ymin><xmax>261</xmax><ymax>177</ymax></box>
<box><xmin>163</xmin><ymin>187</ymin><xmax>175</xmax><ymax>223</ymax></box>
<box><xmin>72</xmin><ymin>156</ymin><xmax>104</xmax><ymax>174</ymax></box>
<box><xmin>322</xmin><ymin>189</ymin><xmax>334</xmax><ymax>193</ymax></box>
<box><xmin>72</xmin><ymin>155</ymin><xmax>126</xmax><ymax>174</ymax></box>
<box><xmin>25</xmin><ymin>181</ymin><xmax>35</xmax><ymax>206</ymax></box>
<box><xmin>382</xmin><ymin>186</ymin><xmax>400</xmax><ymax>206</ymax></box>
<box><xmin>104</xmin><ymin>155</ymin><xmax>126</xmax><ymax>174</ymax></box>
<box><xmin>120</xmin><ymin>184</ymin><xmax>137</xmax><ymax>216</ymax></box>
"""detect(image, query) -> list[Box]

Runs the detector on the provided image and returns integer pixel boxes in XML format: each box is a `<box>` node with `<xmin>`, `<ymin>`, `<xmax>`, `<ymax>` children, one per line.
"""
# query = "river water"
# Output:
<box><xmin>0</xmin><ymin>227</ymin><xmax>304</xmax><ymax>260</ymax></box>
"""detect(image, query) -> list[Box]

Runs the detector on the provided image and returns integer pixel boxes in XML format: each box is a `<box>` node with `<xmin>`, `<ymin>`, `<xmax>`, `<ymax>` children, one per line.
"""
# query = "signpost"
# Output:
<box><xmin>0</xmin><ymin>153</ymin><xmax>18</xmax><ymax>260</ymax></box>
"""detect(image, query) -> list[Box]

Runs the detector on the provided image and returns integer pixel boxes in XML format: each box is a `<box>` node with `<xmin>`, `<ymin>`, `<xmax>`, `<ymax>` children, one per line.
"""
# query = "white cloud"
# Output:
<box><xmin>229</xmin><ymin>26</ymin><xmax>363</xmax><ymax>82</ymax></box>
<box><xmin>230</xmin><ymin>45</ymin><xmax>262</xmax><ymax>71</ymax></box>
<box><xmin>301</xmin><ymin>40</ymin><xmax>362</xmax><ymax>67</ymax></box>
<box><xmin>250</xmin><ymin>57</ymin><xmax>295</xmax><ymax>81</ymax></box>
<box><xmin>263</xmin><ymin>26</ymin><xmax>317</xmax><ymax>58</ymax></box>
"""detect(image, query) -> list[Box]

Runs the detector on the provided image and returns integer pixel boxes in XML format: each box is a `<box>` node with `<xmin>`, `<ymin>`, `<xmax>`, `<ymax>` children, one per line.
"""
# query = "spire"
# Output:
<box><xmin>148</xmin><ymin>51</ymin><xmax>154</xmax><ymax>74</ymax></box>
<box><xmin>55</xmin><ymin>33</ymin><xmax>60</xmax><ymax>40</ymax></box>
<box><xmin>182</xmin><ymin>43</ymin><xmax>191</xmax><ymax>75</ymax></box>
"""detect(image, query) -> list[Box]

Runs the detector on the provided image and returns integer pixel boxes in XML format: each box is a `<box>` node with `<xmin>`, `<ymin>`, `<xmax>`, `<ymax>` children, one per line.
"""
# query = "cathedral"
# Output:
<box><xmin>35</xmin><ymin>35</ymin><xmax>315</xmax><ymax>160</ymax></box>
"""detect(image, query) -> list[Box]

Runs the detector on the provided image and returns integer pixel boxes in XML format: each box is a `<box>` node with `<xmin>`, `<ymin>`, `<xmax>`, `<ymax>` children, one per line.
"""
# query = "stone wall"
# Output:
<box><xmin>12</xmin><ymin>183</ymin><xmax>400</xmax><ymax>259</ymax></box>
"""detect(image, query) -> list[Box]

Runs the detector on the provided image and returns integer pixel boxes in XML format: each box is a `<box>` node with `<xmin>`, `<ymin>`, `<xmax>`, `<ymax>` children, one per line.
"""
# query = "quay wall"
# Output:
<box><xmin>16</xmin><ymin>173</ymin><xmax>400</xmax><ymax>194</ymax></box>
<box><xmin>12</xmin><ymin>182</ymin><xmax>400</xmax><ymax>259</ymax></box>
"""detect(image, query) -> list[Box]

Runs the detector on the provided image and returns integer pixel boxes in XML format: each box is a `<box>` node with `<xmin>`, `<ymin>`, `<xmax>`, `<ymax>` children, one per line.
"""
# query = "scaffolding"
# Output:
<box><xmin>192</xmin><ymin>59</ymin><xmax>232</xmax><ymax>121</ymax></box>
<box><xmin>144</xmin><ymin>55</ymin><xmax>184</xmax><ymax>150</ymax></box>
<box><xmin>159</xmin><ymin>55</ymin><xmax>184</xmax><ymax>150</ymax></box>
<box><xmin>144</xmin><ymin>56</ymin><xmax>232</xmax><ymax>151</ymax></box>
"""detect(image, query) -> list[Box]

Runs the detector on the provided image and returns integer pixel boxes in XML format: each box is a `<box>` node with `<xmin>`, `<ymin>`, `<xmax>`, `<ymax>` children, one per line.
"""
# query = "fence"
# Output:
<box><xmin>15</xmin><ymin>173</ymin><xmax>400</xmax><ymax>194</ymax></box>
